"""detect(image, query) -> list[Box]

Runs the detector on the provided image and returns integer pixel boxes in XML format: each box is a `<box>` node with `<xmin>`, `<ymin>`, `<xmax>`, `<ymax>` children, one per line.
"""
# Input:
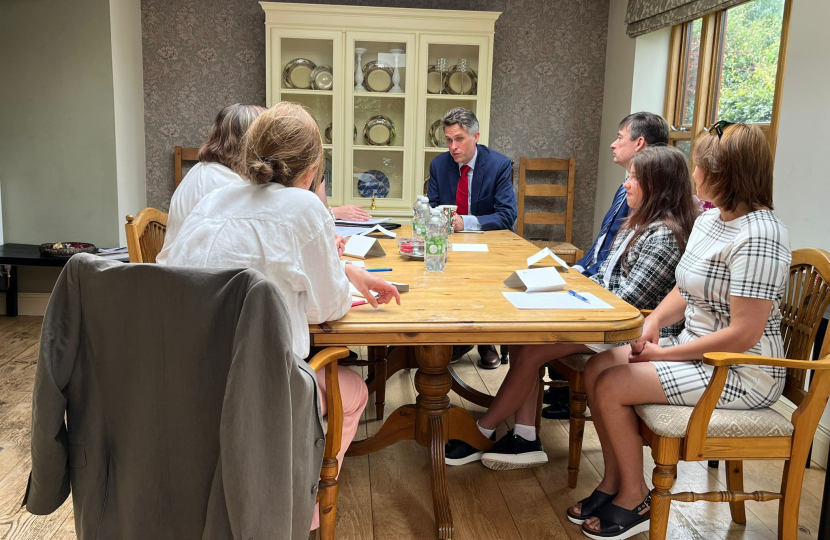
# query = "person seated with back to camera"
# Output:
<box><xmin>165</xmin><ymin>101</ymin><xmax>401</xmax><ymax>533</ymax></box>
<box><xmin>427</xmin><ymin>106</ymin><xmax>517</xmax><ymax>369</ymax></box>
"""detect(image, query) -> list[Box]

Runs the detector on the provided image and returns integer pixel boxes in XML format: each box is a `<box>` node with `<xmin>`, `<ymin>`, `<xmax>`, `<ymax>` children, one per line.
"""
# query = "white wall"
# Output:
<box><xmin>110</xmin><ymin>0</ymin><xmax>147</xmax><ymax>247</ymax></box>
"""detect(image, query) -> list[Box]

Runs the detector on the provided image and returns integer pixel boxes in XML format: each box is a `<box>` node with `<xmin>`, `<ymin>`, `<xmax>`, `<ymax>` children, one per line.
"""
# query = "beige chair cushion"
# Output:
<box><xmin>557</xmin><ymin>353</ymin><xmax>593</xmax><ymax>372</ymax></box>
<box><xmin>635</xmin><ymin>404</ymin><xmax>793</xmax><ymax>438</ymax></box>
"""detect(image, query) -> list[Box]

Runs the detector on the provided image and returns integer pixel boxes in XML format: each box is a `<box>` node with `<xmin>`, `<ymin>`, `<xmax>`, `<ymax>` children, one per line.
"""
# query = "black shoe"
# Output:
<box><xmin>543</xmin><ymin>385</ymin><xmax>569</xmax><ymax>405</ymax></box>
<box><xmin>481</xmin><ymin>430</ymin><xmax>548</xmax><ymax>471</ymax></box>
<box><xmin>445</xmin><ymin>432</ymin><xmax>495</xmax><ymax>466</ymax></box>
<box><xmin>541</xmin><ymin>402</ymin><xmax>571</xmax><ymax>420</ymax></box>
<box><xmin>451</xmin><ymin>345</ymin><xmax>474</xmax><ymax>364</ymax></box>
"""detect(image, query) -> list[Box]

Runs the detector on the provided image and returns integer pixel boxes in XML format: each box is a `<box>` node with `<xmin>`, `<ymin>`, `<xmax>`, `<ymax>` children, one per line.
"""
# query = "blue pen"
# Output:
<box><xmin>568</xmin><ymin>289</ymin><xmax>590</xmax><ymax>303</ymax></box>
<box><xmin>366</xmin><ymin>268</ymin><xmax>392</xmax><ymax>272</ymax></box>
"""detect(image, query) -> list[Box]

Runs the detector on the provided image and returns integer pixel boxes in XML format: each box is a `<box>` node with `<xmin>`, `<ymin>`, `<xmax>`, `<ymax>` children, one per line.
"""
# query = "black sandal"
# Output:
<box><xmin>581</xmin><ymin>494</ymin><xmax>650</xmax><ymax>540</ymax></box>
<box><xmin>566</xmin><ymin>489</ymin><xmax>617</xmax><ymax>525</ymax></box>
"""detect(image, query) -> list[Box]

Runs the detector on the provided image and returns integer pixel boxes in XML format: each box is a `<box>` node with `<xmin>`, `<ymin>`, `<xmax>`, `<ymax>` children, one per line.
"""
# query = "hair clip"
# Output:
<box><xmin>259</xmin><ymin>155</ymin><xmax>271</xmax><ymax>165</ymax></box>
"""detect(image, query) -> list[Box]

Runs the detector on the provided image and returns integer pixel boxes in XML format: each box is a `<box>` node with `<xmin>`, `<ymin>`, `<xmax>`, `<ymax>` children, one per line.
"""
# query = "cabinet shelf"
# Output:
<box><xmin>351</xmin><ymin>146</ymin><xmax>405</xmax><ymax>152</ymax></box>
<box><xmin>280</xmin><ymin>89</ymin><xmax>334</xmax><ymax>96</ymax></box>
<box><xmin>425</xmin><ymin>94</ymin><xmax>480</xmax><ymax>100</ymax></box>
<box><xmin>350</xmin><ymin>92</ymin><xmax>408</xmax><ymax>99</ymax></box>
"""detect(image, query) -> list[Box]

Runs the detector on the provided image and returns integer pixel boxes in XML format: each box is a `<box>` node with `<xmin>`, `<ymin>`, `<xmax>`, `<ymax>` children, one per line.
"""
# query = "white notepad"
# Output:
<box><xmin>503</xmin><ymin>267</ymin><xmax>566</xmax><ymax>292</ymax></box>
<box><xmin>343</xmin><ymin>235</ymin><xmax>386</xmax><ymax>259</ymax></box>
<box><xmin>451</xmin><ymin>243</ymin><xmax>488</xmax><ymax>252</ymax></box>
<box><xmin>335</xmin><ymin>217</ymin><xmax>391</xmax><ymax>226</ymax></box>
<box><xmin>527</xmin><ymin>247</ymin><xmax>570</xmax><ymax>272</ymax></box>
<box><xmin>503</xmin><ymin>292</ymin><xmax>613</xmax><ymax>310</ymax></box>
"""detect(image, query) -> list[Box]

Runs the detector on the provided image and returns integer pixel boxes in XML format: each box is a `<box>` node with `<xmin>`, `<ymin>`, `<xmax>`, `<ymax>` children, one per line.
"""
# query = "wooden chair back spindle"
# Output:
<box><xmin>125</xmin><ymin>208</ymin><xmax>169</xmax><ymax>263</ymax></box>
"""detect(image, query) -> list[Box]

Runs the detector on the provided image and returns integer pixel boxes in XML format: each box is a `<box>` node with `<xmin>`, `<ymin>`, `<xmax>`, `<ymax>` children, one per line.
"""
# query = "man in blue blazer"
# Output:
<box><xmin>428</xmin><ymin>108</ymin><xmax>516</xmax><ymax>232</ymax></box>
<box><xmin>427</xmin><ymin>107</ymin><xmax>517</xmax><ymax>370</ymax></box>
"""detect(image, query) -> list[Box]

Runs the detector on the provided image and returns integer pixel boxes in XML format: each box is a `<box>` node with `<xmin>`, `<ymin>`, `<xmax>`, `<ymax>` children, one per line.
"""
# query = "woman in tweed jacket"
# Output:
<box><xmin>445</xmin><ymin>146</ymin><xmax>697</xmax><ymax>470</ymax></box>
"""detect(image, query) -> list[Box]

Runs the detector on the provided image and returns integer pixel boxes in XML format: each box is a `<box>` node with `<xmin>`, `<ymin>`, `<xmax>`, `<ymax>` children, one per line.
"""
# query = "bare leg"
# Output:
<box><xmin>478</xmin><ymin>343</ymin><xmax>591</xmax><ymax>431</ymax></box>
<box><xmin>583</xmin><ymin>359</ymin><xmax>668</xmax><ymax>533</ymax></box>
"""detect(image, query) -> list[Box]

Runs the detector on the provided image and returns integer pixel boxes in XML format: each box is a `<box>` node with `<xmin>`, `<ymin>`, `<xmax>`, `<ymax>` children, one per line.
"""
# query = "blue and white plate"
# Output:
<box><xmin>357</xmin><ymin>170</ymin><xmax>390</xmax><ymax>198</ymax></box>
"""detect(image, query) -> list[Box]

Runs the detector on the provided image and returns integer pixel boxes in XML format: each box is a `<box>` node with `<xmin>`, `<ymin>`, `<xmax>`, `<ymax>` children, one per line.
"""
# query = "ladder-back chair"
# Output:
<box><xmin>175</xmin><ymin>146</ymin><xmax>200</xmax><ymax>188</ymax></box>
<box><xmin>125</xmin><ymin>208</ymin><xmax>168</xmax><ymax>263</ymax></box>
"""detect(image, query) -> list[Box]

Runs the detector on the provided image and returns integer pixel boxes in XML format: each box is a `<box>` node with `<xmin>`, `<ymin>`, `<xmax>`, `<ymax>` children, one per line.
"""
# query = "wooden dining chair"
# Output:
<box><xmin>125</xmin><ymin>208</ymin><xmax>168</xmax><ymax>263</ymax></box>
<box><xmin>307</xmin><ymin>347</ymin><xmax>351</xmax><ymax>540</ymax></box>
<box><xmin>517</xmin><ymin>157</ymin><xmax>584</xmax><ymax>264</ymax></box>
<box><xmin>635</xmin><ymin>248</ymin><xmax>830</xmax><ymax>540</ymax></box>
<box><xmin>175</xmin><ymin>146</ymin><xmax>200</xmax><ymax>188</ymax></box>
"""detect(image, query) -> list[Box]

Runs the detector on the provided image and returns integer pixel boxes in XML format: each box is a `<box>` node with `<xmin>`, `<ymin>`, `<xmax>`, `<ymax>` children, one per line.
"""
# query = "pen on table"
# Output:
<box><xmin>366</xmin><ymin>268</ymin><xmax>392</xmax><ymax>272</ymax></box>
<box><xmin>568</xmin><ymin>289</ymin><xmax>590</xmax><ymax>304</ymax></box>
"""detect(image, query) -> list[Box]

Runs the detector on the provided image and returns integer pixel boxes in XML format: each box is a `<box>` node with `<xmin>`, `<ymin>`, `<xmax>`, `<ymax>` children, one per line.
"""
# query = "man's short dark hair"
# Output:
<box><xmin>619</xmin><ymin>112</ymin><xmax>669</xmax><ymax>146</ymax></box>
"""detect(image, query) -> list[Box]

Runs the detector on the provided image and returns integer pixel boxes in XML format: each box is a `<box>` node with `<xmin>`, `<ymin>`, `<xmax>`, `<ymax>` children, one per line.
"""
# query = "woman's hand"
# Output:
<box><xmin>345</xmin><ymin>265</ymin><xmax>401</xmax><ymax>308</ymax></box>
<box><xmin>333</xmin><ymin>205</ymin><xmax>371</xmax><ymax>222</ymax></box>
<box><xmin>629</xmin><ymin>341</ymin><xmax>666</xmax><ymax>363</ymax></box>
<box><xmin>334</xmin><ymin>234</ymin><xmax>345</xmax><ymax>256</ymax></box>
<box><xmin>630</xmin><ymin>317</ymin><xmax>660</xmax><ymax>355</ymax></box>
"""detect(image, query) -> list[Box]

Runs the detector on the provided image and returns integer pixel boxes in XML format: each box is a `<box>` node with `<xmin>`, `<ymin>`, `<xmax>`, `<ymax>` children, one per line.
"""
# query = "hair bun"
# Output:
<box><xmin>247</xmin><ymin>159</ymin><xmax>274</xmax><ymax>185</ymax></box>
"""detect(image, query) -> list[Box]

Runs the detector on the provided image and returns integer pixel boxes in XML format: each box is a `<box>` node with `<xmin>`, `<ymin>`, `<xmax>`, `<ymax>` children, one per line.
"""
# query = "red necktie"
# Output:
<box><xmin>456</xmin><ymin>165</ymin><xmax>471</xmax><ymax>215</ymax></box>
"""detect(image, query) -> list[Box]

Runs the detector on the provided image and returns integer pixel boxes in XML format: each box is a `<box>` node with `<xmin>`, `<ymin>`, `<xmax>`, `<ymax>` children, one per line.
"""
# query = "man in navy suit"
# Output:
<box><xmin>428</xmin><ymin>107</ymin><xmax>517</xmax><ymax>369</ymax></box>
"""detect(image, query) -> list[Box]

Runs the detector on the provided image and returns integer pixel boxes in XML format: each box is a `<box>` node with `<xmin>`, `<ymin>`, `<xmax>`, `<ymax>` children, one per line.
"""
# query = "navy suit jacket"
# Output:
<box><xmin>427</xmin><ymin>144</ymin><xmax>517</xmax><ymax>231</ymax></box>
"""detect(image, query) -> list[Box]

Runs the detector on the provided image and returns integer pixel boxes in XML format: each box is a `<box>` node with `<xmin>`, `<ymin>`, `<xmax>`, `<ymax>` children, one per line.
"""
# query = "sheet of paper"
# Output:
<box><xmin>335</xmin><ymin>217</ymin><xmax>392</xmax><ymax>226</ymax></box>
<box><xmin>527</xmin><ymin>247</ymin><xmax>570</xmax><ymax>272</ymax></box>
<box><xmin>346</xmin><ymin>260</ymin><xmax>365</xmax><ymax>268</ymax></box>
<box><xmin>343</xmin><ymin>234</ymin><xmax>386</xmax><ymax>259</ymax></box>
<box><xmin>349</xmin><ymin>283</ymin><xmax>380</xmax><ymax>299</ymax></box>
<box><xmin>455</xmin><ymin>229</ymin><xmax>483</xmax><ymax>234</ymax></box>
<box><xmin>503</xmin><ymin>292</ymin><xmax>613</xmax><ymax>310</ymax></box>
<box><xmin>503</xmin><ymin>267</ymin><xmax>566</xmax><ymax>293</ymax></box>
<box><xmin>451</xmin><ymin>243</ymin><xmax>488</xmax><ymax>252</ymax></box>
<box><xmin>358</xmin><ymin>224</ymin><xmax>397</xmax><ymax>238</ymax></box>
<box><xmin>336</xmin><ymin>226</ymin><xmax>372</xmax><ymax>237</ymax></box>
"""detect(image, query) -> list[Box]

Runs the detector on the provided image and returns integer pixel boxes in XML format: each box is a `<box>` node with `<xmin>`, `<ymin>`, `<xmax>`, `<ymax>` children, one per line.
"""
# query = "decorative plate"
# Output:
<box><xmin>429</xmin><ymin>119</ymin><xmax>447</xmax><ymax>148</ymax></box>
<box><xmin>309</xmin><ymin>65</ymin><xmax>333</xmax><ymax>90</ymax></box>
<box><xmin>39</xmin><ymin>242</ymin><xmax>97</xmax><ymax>258</ymax></box>
<box><xmin>357</xmin><ymin>169</ymin><xmax>390</xmax><ymax>198</ymax></box>
<box><xmin>445</xmin><ymin>66</ymin><xmax>478</xmax><ymax>95</ymax></box>
<box><xmin>426</xmin><ymin>65</ymin><xmax>446</xmax><ymax>94</ymax></box>
<box><xmin>324</xmin><ymin>123</ymin><xmax>357</xmax><ymax>144</ymax></box>
<box><xmin>282</xmin><ymin>58</ymin><xmax>317</xmax><ymax>90</ymax></box>
<box><xmin>321</xmin><ymin>153</ymin><xmax>332</xmax><ymax>196</ymax></box>
<box><xmin>362</xmin><ymin>60</ymin><xmax>394</xmax><ymax>92</ymax></box>
<box><xmin>363</xmin><ymin>115</ymin><xmax>396</xmax><ymax>146</ymax></box>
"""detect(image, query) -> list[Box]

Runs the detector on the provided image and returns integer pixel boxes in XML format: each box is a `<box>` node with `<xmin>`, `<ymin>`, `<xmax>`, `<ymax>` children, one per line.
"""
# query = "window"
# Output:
<box><xmin>664</xmin><ymin>0</ymin><xmax>790</xmax><ymax>164</ymax></box>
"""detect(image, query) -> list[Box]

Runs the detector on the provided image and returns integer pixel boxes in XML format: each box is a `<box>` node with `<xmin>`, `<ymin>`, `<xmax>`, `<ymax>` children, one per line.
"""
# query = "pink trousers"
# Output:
<box><xmin>310</xmin><ymin>367</ymin><xmax>368</xmax><ymax>530</ymax></box>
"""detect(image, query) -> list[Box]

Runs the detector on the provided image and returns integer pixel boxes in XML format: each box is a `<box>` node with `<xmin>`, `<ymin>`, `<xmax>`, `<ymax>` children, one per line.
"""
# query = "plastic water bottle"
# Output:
<box><xmin>416</xmin><ymin>197</ymin><xmax>431</xmax><ymax>242</ymax></box>
<box><xmin>412</xmin><ymin>199</ymin><xmax>424</xmax><ymax>242</ymax></box>
<box><xmin>425</xmin><ymin>208</ymin><xmax>446</xmax><ymax>273</ymax></box>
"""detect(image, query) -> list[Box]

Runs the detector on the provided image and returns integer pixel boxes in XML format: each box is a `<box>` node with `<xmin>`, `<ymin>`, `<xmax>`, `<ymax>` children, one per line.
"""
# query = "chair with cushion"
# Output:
<box><xmin>125</xmin><ymin>208</ymin><xmax>168</xmax><ymax>263</ymax></box>
<box><xmin>175</xmin><ymin>146</ymin><xmax>200</xmax><ymax>188</ymax></box>
<box><xmin>638</xmin><ymin>247</ymin><xmax>830</xmax><ymax>540</ymax></box>
<box><xmin>517</xmin><ymin>157</ymin><xmax>584</xmax><ymax>264</ymax></box>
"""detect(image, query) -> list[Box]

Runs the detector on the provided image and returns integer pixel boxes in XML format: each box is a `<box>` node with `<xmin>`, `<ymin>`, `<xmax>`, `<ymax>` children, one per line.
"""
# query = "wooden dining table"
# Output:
<box><xmin>309</xmin><ymin>226</ymin><xmax>643</xmax><ymax>540</ymax></box>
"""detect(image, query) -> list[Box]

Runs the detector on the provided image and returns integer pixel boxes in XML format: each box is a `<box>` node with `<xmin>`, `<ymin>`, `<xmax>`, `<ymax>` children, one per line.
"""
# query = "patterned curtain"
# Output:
<box><xmin>625</xmin><ymin>0</ymin><xmax>749</xmax><ymax>37</ymax></box>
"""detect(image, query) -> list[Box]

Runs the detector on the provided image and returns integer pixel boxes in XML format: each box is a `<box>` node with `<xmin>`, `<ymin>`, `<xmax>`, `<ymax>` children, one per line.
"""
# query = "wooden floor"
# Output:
<box><xmin>0</xmin><ymin>316</ymin><xmax>826</xmax><ymax>540</ymax></box>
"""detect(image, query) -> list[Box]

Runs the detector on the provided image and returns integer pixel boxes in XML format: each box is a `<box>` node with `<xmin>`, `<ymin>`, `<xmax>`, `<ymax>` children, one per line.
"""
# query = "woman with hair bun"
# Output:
<box><xmin>166</xmin><ymin>101</ymin><xmax>401</xmax><ymax>532</ymax></box>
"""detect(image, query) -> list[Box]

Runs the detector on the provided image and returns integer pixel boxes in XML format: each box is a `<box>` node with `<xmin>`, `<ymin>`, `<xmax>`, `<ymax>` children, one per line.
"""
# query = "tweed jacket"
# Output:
<box><xmin>26</xmin><ymin>254</ymin><xmax>324</xmax><ymax>540</ymax></box>
<box><xmin>590</xmin><ymin>222</ymin><xmax>685</xmax><ymax>337</ymax></box>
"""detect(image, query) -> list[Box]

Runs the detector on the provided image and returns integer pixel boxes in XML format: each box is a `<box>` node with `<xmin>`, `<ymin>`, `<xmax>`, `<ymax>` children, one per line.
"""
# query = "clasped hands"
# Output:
<box><xmin>628</xmin><ymin>319</ymin><xmax>665</xmax><ymax>362</ymax></box>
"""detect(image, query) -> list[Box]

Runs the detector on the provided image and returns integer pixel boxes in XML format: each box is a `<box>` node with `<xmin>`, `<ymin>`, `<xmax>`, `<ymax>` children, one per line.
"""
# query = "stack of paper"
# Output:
<box><xmin>502</xmin><ymin>292</ymin><xmax>613</xmax><ymax>310</ymax></box>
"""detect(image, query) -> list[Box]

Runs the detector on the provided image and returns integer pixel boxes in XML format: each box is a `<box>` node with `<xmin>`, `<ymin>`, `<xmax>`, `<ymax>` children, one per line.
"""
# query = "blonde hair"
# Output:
<box><xmin>239</xmin><ymin>102</ymin><xmax>324</xmax><ymax>188</ymax></box>
<box><xmin>692</xmin><ymin>123</ymin><xmax>774</xmax><ymax>212</ymax></box>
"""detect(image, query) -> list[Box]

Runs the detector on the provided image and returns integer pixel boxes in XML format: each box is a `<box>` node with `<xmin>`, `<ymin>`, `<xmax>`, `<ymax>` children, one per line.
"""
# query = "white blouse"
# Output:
<box><xmin>156</xmin><ymin>162</ymin><xmax>244</xmax><ymax>265</ymax></box>
<box><xmin>165</xmin><ymin>182</ymin><xmax>351</xmax><ymax>360</ymax></box>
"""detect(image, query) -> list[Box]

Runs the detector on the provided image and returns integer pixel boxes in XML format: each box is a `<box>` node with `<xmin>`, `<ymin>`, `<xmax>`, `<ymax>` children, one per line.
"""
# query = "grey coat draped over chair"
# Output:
<box><xmin>25</xmin><ymin>254</ymin><xmax>324</xmax><ymax>540</ymax></box>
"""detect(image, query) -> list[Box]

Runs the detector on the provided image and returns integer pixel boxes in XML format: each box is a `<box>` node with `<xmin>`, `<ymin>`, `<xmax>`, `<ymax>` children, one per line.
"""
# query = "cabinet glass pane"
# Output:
<box><xmin>424</xmin><ymin>98</ymin><xmax>477</xmax><ymax>148</ymax></box>
<box><xmin>280</xmin><ymin>38</ymin><xmax>334</xmax><ymax>91</ymax></box>
<box><xmin>423</xmin><ymin>151</ymin><xmax>448</xmax><ymax>196</ymax></box>
<box><xmin>354</xmin><ymin>96</ymin><xmax>405</xmax><ymax>147</ymax></box>
<box><xmin>352</xmin><ymin>149</ymin><xmax>404</xmax><ymax>200</ymax></box>
<box><xmin>323</xmin><ymin>149</ymin><xmax>333</xmax><ymax>197</ymax></box>
<box><xmin>353</xmin><ymin>41</ymin><xmax>407</xmax><ymax>93</ymax></box>
<box><xmin>426</xmin><ymin>44</ymin><xmax>480</xmax><ymax>96</ymax></box>
<box><xmin>280</xmin><ymin>92</ymin><xmax>333</xmax><ymax>142</ymax></box>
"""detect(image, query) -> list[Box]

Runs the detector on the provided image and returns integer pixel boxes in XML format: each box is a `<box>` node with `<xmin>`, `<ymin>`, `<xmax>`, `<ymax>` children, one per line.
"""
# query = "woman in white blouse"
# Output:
<box><xmin>156</xmin><ymin>104</ymin><xmax>265</xmax><ymax>265</ymax></box>
<box><xmin>166</xmin><ymin>102</ymin><xmax>400</xmax><ymax>531</ymax></box>
<box><xmin>574</xmin><ymin>123</ymin><xmax>791</xmax><ymax>540</ymax></box>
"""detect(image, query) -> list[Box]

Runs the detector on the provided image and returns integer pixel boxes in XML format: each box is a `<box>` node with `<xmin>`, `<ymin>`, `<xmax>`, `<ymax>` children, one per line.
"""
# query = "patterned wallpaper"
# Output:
<box><xmin>141</xmin><ymin>0</ymin><xmax>610</xmax><ymax>249</ymax></box>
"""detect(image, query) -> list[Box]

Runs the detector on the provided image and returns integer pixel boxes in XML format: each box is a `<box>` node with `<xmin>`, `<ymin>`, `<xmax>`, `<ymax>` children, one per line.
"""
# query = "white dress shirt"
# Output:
<box><xmin>165</xmin><ymin>182</ymin><xmax>351</xmax><ymax>360</ymax></box>
<box><xmin>457</xmin><ymin>149</ymin><xmax>481</xmax><ymax>231</ymax></box>
<box><xmin>156</xmin><ymin>162</ymin><xmax>245</xmax><ymax>265</ymax></box>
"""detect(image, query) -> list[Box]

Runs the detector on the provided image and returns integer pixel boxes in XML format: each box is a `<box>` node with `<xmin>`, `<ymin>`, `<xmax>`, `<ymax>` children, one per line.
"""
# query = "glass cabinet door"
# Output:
<box><xmin>344</xmin><ymin>31</ymin><xmax>416</xmax><ymax>214</ymax></box>
<box><xmin>416</xmin><ymin>35</ymin><xmax>490</xmax><ymax>205</ymax></box>
<box><xmin>270</xmin><ymin>29</ymin><xmax>344</xmax><ymax>202</ymax></box>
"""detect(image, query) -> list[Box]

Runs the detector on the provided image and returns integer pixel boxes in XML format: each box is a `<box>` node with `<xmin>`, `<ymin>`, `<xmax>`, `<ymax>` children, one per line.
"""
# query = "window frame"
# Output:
<box><xmin>663</xmin><ymin>0</ymin><xmax>792</xmax><ymax>166</ymax></box>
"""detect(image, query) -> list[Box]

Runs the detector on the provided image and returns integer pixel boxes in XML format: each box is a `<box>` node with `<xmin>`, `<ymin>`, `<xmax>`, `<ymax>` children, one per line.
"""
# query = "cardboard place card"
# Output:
<box><xmin>527</xmin><ymin>247</ymin><xmax>570</xmax><ymax>272</ymax></box>
<box><xmin>343</xmin><ymin>234</ymin><xmax>387</xmax><ymax>259</ymax></box>
<box><xmin>388</xmin><ymin>281</ymin><xmax>409</xmax><ymax>293</ymax></box>
<box><xmin>504</xmin><ymin>266</ymin><xmax>566</xmax><ymax>293</ymax></box>
<box><xmin>358</xmin><ymin>224</ymin><xmax>397</xmax><ymax>238</ymax></box>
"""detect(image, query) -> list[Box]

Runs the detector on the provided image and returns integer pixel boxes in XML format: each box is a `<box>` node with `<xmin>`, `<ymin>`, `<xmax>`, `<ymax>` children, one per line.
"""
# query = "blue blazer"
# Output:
<box><xmin>427</xmin><ymin>144</ymin><xmax>517</xmax><ymax>231</ymax></box>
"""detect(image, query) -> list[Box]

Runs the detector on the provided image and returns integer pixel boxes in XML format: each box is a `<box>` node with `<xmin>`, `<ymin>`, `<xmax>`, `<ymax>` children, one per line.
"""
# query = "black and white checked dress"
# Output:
<box><xmin>653</xmin><ymin>209</ymin><xmax>791</xmax><ymax>409</ymax></box>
